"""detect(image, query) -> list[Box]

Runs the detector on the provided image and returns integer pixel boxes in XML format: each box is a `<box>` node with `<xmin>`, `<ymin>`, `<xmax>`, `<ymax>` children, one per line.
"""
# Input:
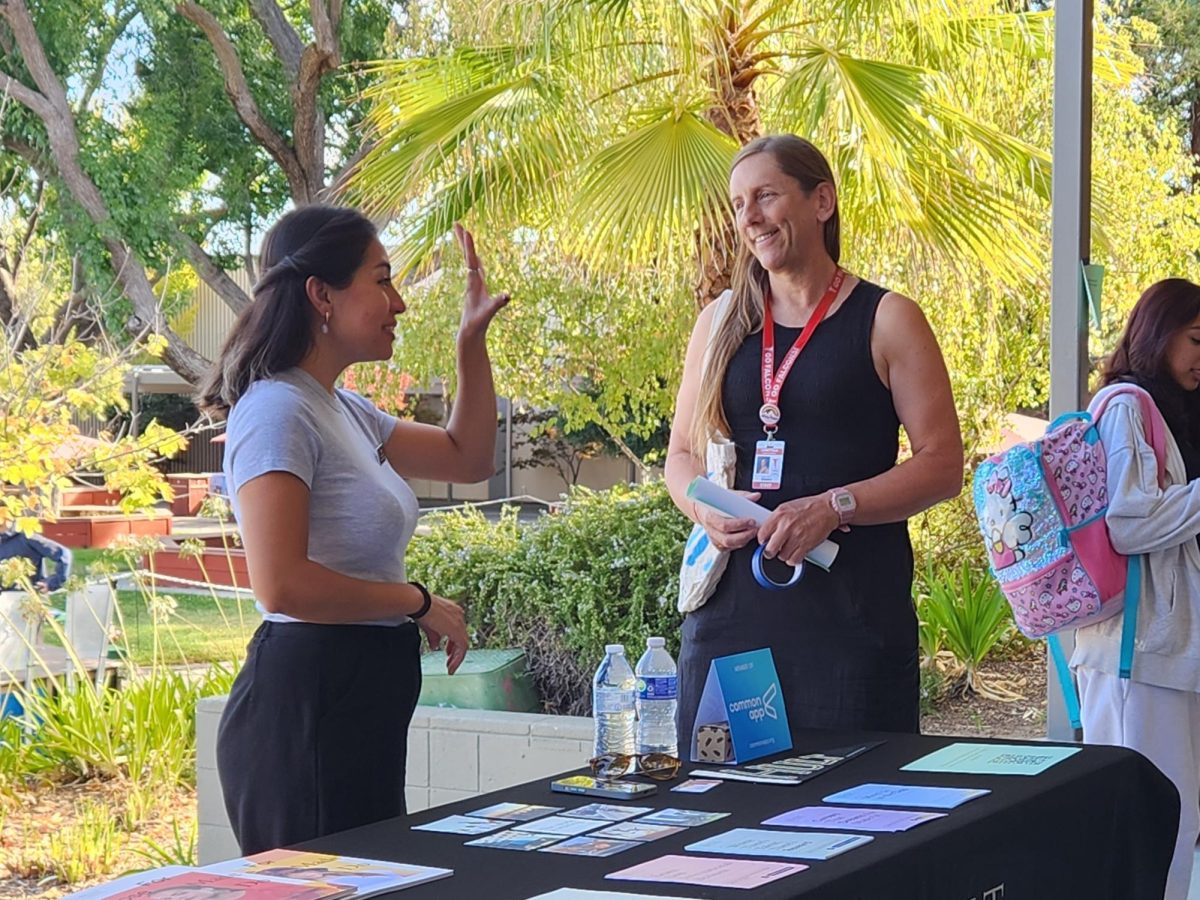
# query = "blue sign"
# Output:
<box><xmin>690</xmin><ymin>648</ymin><xmax>791</xmax><ymax>764</ymax></box>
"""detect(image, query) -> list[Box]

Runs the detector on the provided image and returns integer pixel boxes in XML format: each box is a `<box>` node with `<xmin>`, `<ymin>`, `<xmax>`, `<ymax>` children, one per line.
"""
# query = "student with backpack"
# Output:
<box><xmin>1075</xmin><ymin>278</ymin><xmax>1200</xmax><ymax>900</ymax></box>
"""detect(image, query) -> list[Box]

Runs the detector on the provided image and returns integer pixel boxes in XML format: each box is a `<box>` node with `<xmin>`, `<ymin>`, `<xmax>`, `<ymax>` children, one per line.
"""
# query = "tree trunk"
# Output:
<box><xmin>0</xmin><ymin>0</ymin><xmax>211</xmax><ymax>382</ymax></box>
<box><xmin>693</xmin><ymin>13</ymin><xmax>763</xmax><ymax>307</ymax></box>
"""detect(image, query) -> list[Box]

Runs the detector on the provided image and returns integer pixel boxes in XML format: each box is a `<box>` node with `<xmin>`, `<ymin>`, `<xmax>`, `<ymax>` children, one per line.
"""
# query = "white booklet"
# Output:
<box><xmin>202</xmin><ymin>849</ymin><xmax>453</xmax><ymax>896</ymax></box>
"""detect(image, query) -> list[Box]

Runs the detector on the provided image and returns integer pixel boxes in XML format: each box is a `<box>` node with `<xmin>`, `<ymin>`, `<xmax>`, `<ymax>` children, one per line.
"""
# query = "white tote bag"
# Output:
<box><xmin>678</xmin><ymin>290</ymin><xmax>739</xmax><ymax>614</ymax></box>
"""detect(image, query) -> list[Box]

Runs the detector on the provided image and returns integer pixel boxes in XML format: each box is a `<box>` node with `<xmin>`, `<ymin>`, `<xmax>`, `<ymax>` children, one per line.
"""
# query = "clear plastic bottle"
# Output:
<box><xmin>592</xmin><ymin>644</ymin><xmax>637</xmax><ymax>757</ymax></box>
<box><xmin>635</xmin><ymin>636</ymin><xmax>678</xmax><ymax>757</ymax></box>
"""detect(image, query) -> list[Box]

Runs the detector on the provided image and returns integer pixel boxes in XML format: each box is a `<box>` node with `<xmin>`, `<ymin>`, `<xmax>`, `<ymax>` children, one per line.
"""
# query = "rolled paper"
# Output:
<box><xmin>687</xmin><ymin>476</ymin><xmax>839</xmax><ymax>571</ymax></box>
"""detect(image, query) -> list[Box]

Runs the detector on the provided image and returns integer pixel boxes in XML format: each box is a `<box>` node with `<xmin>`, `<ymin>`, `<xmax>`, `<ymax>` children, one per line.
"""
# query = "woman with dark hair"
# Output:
<box><xmin>664</xmin><ymin>135</ymin><xmax>963</xmax><ymax>751</ymax></box>
<box><xmin>200</xmin><ymin>206</ymin><xmax>509</xmax><ymax>854</ymax></box>
<box><xmin>1074</xmin><ymin>277</ymin><xmax>1200</xmax><ymax>900</ymax></box>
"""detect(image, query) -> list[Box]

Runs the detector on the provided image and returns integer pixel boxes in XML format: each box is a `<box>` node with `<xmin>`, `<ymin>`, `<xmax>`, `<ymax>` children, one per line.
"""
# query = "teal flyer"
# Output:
<box><xmin>901</xmin><ymin>742</ymin><xmax>1080</xmax><ymax>776</ymax></box>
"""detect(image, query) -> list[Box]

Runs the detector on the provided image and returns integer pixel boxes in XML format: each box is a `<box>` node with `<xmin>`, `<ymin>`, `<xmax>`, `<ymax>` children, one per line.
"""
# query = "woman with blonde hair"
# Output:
<box><xmin>665</xmin><ymin>135</ymin><xmax>962</xmax><ymax>753</ymax></box>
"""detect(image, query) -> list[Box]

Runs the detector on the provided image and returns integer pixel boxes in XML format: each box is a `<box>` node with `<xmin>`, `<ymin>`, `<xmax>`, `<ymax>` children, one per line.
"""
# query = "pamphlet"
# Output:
<box><xmin>560</xmin><ymin>803</ymin><xmax>654</xmax><ymax>822</ymax></box>
<box><xmin>465</xmin><ymin>830</ymin><xmax>564</xmax><ymax>851</ymax></box>
<box><xmin>690</xmin><ymin>741</ymin><xmax>882</xmax><ymax>785</ymax></box>
<box><xmin>901</xmin><ymin>742</ymin><xmax>1081</xmax><ymax>777</ymax></box>
<box><xmin>823</xmin><ymin>783</ymin><xmax>990</xmax><ymax>809</ymax></box>
<box><xmin>412</xmin><ymin>815</ymin><xmax>512</xmax><ymax>835</ymax></box>
<box><xmin>202</xmin><ymin>850</ymin><xmax>453</xmax><ymax>896</ymax></box>
<box><xmin>538</xmin><ymin>835</ymin><xmax>642</xmax><ymax>857</ymax></box>
<box><xmin>592</xmin><ymin>821</ymin><xmax>687</xmax><ymax>843</ymax></box>
<box><xmin>637</xmin><ymin>808</ymin><xmax>730</xmax><ymax>827</ymax></box>
<box><xmin>68</xmin><ymin>870</ymin><xmax>349</xmax><ymax>900</ymax></box>
<box><xmin>525</xmin><ymin>890</ymin><xmax>704</xmax><ymax>900</ymax></box>
<box><xmin>511</xmin><ymin>816</ymin><xmax>604</xmax><ymax>837</ymax></box>
<box><xmin>466</xmin><ymin>802</ymin><xmax>563</xmax><ymax>821</ymax></box>
<box><xmin>606</xmin><ymin>854</ymin><xmax>807</xmax><ymax>889</ymax></box>
<box><xmin>671</xmin><ymin>779</ymin><xmax>721</xmax><ymax>793</ymax></box>
<box><xmin>685</xmin><ymin>828</ymin><xmax>872</xmax><ymax>861</ymax></box>
<box><xmin>761</xmin><ymin>805</ymin><xmax>946</xmax><ymax>832</ymax></box>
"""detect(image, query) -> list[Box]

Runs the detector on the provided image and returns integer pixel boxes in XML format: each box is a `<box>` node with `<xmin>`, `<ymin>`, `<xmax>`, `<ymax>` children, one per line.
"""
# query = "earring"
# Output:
<box><xmin>321</xmin><ymin>311</ymin><xmax>330</xmax><ymax>335</ymax></box>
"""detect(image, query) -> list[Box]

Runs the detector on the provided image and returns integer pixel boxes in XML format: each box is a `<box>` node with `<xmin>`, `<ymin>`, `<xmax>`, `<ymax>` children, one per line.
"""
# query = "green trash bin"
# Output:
<box><xmin>417</xmin><ymin>648</ymin><xmax>539</xmax><ymax>712</ymax></box>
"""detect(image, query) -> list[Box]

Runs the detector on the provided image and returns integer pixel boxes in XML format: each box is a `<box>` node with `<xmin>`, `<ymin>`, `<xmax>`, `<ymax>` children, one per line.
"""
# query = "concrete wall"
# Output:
<box><xmin>196</xmin><ymin>696</ymin><xmax>593</xmax><ymax>865</ymax></box>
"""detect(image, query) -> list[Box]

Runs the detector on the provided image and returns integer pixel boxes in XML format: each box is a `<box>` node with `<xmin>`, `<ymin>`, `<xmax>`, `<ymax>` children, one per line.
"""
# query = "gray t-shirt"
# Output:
<box><xmin>224</xmin><ymin>367</ymin><xmax>420</xmax><ymax>625</ymax></box>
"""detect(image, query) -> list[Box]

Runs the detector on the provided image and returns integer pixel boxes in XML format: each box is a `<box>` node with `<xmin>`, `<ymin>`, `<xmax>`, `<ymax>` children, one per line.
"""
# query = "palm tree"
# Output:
<box><xmin>345</xmin><ymin>0</ymin><xmax>1056</xmax><ymax>303</ymax></box>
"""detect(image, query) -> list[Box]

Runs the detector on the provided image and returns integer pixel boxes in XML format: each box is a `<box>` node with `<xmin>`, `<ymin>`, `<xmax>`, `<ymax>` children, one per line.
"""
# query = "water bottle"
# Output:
<box><xmin>592</xmin><ymin>644</ymin><xmax>636</xmax><ymax>757</ymax></box>
<box><xmin>635</xmin><ymin>636</ymin><xmax>678</xmax><ymax>757</ymax></box>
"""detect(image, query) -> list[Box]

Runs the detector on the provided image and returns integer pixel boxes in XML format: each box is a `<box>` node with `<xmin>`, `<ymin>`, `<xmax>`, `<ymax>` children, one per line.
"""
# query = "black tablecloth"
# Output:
<box><xmin>299</xmin><ymin>729</ymin><xmax>1179</xmax><ymax>899</ymax></box>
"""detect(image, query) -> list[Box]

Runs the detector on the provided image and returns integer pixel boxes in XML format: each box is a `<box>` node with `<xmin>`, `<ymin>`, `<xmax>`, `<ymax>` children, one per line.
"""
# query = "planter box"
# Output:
<box><xmin>40</xmin><ymin>513</ymin><xmax>172</xmax><ymax>548</ymax></box>
<box><xmin>168</xmin><ymin>474</ymin><xmax>212</xmax><ymax>517</ymax></box>
<box><xmin>143</xmin><ymin>545</ymin><xmax>250</xmax><ymax>590</ymax></box>
<box><xmin>58</xmin><ymin>487</ymin><xmax>122</xmax><ymax>508</ymax></box>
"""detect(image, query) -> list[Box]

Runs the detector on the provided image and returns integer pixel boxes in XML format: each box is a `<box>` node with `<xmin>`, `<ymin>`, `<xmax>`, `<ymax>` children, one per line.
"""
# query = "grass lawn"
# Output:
<box><xmin>50</xmin><ymin>548</ymin><xmax>257</xmax><ymax>667</ymax></box>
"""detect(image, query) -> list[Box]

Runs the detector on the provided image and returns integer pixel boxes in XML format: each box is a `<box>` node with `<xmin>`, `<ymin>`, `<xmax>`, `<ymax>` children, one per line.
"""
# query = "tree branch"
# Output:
<box><xmin>172</xmin><ymin>227</ymin><xmax>251</xmax><ymax>315</ymax></box>
<box><xmin>176</xmin><ymin>1</ymin><xmax>312</xmax><ymax>202</ymax></box>
<box><xmin>10</xmin><ymin>175</ymin><xmax>43</xmax><ymax>280</ymax></box>
<box><xmin>249</xmin><ymin>0</ymin><xmax>303</xmax><ymax>81</ymax></box>
<box><xmin>309</xmin><ymin>0</ymin><xmax>340</xmax><ymax>63</ymax></box>
<box><xmin>0</xmin><ymin>68</ymin><xmax>53</xmax><ymax>120</ymax></box>
<box><xmin>1</xmin><ymin>0</ymin><xmax>210</xmax><ymax>382</ymax></box>
<box><xmin>78</xmin><ymin>3</ymin><xmax>138</xmax><ymax>113</ymax></box>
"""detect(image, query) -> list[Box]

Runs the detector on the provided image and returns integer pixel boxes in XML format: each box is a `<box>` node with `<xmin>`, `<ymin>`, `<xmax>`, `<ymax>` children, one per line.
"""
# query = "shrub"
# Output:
<box><xmin>917</xmin><ymin>562</ymin><xmax>1013</xmax><ymax>696</ymax></box>
<box><xmin>409</xmin><ymin>481</ymin><xmax>688</xmax><ymax>715</ymax></box>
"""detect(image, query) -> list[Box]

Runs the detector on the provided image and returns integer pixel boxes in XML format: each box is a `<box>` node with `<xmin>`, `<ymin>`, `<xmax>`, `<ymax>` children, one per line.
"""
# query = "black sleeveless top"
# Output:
<box><xmin>677</xmin><ymin>278</ymin><xmax>920</xmax><ymax>742</ymax></box>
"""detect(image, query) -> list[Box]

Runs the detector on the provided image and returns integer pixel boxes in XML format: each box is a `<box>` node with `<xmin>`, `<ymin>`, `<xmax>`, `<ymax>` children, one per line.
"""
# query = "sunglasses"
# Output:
<box><xmin>589</xmin><ymin>752</ymin><xmax>682</xmax><ymax>782</ymax></box>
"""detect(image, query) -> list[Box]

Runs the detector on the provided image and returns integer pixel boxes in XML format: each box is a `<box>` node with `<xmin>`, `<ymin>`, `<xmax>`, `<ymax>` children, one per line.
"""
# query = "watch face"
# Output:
<box><xmin>835</xmin><ymin>493</ymin><xmax>854</xmax><ymax>510</ymax></box>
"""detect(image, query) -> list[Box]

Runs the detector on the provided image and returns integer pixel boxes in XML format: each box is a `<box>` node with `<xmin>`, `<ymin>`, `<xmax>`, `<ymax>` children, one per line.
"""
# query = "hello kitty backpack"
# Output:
<box><xmin>972</xmin><ymin>385</ymin><xmax>1167</xmax><ymax>720</ymax></box>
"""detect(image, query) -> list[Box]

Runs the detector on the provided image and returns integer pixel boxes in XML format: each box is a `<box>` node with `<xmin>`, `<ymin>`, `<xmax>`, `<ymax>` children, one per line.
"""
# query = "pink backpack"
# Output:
<box><xmin>972</xmin><ymin>385</ymin><xmax>1166</xmax><ymax>644</ymax></box>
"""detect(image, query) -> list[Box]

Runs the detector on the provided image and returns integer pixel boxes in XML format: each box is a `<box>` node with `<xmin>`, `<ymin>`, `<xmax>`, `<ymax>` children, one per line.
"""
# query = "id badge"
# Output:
<box><xmin>751</xmin><ymin>440</ymin><xmax>785</xmax><ymax>491</ymax></box>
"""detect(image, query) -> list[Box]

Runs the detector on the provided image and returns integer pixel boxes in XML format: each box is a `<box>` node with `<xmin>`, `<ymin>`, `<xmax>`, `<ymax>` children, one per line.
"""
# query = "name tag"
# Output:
<box><xmin>751</xmin><ymin>440</ymin><xmax>785</xmax><ymax>491</ymax></box>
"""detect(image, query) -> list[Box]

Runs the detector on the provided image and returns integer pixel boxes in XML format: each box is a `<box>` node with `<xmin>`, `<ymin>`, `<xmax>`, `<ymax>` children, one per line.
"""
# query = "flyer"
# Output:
<box><xmin>685</xmin><ymin>828</ymin><xmax>873</xmax><ymax>861</ymax></box>
<box><xmin>606</xmin><ymin>854</ymin><xmax>806</xmax><ymax>890</ymax></box>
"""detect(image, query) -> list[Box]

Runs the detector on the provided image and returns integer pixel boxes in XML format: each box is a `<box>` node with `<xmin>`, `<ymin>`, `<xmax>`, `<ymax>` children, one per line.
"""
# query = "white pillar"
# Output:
<box><xmin>1047</xmin><ymin>0</ymin><xmax>1094</xmax><ymax>741</ymax></box>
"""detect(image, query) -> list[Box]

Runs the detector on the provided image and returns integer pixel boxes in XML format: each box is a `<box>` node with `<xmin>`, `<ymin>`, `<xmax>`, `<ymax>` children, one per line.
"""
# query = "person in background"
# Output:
<box><xmin>0</xmin><ymin>527</ymin><xmax>72</xmax><ymax>592</ymax></box>
<box><xmin>1074</xmin><ymin>278</ymin><xmax>1200</xmax><ymax>900</ymax></box>
<box><xmin>197</xmin><ymin>204</ymin><xmax>508</xmax><ymax>855</ymax></box>
<box><xmin>664</xmin><ymin>134</ymin><xmax>962</xmax><ymax>751</ymax></box>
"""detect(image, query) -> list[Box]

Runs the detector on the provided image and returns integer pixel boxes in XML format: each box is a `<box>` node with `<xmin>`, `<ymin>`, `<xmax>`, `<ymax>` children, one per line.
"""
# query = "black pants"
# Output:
<box><xmin>216</xmin><ymin>620</ymin><xmax>422</xmax><ymax>855</ymax></box>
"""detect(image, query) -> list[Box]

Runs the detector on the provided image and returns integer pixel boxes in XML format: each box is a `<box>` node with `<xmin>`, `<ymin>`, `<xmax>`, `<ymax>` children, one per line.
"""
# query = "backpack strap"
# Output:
<box><xmin>1088</xmin><ymin>384</ymin><xmax>1168</xmax><ymax>486</ymax></box>
<box><xmin>1047</xmin><ymin>633</ymin><xmax>1082</xmax><ymax>731</ymax></box>
<box><xmin>1087</xmin><ymin>384</ymin><xmax>1168</xmax><ymax>685</ymax></box>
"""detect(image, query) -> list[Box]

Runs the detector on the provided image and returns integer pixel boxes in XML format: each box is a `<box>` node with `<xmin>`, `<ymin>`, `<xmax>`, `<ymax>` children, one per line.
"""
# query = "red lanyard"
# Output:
<box><xmin>759</xmin><ymin>268</ymin><xmax>845</xmax><ymax>433</ymax></box>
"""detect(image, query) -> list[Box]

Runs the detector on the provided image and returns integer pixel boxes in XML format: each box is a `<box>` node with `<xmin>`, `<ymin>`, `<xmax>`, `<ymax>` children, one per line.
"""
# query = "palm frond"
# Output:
<box><xmin>566</xmin><ymin>109</ymin><xmax>737</xmax><ymax>269</ymax></box>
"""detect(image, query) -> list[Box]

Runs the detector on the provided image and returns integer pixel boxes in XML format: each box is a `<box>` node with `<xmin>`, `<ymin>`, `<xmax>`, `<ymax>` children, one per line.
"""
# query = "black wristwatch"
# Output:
<box><xmin>409</xmin><ymin>581</ymin><xmax>433</xmax><ymax>620</ymax></box>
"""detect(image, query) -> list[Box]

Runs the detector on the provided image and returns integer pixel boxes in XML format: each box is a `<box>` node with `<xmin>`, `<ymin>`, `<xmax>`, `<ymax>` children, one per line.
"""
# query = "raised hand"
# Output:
<box><xmin>454</xmin><ymin>224</ymin><xmax>510</xmax><ymax>341</ymax></box>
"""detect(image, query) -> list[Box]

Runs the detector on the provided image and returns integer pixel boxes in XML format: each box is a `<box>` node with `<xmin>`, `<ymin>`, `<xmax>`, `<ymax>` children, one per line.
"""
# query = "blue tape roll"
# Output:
<box><xmin>751</xmin><ymin>544</ymin><xmax>803</xmax><ymax>590</ymax></box>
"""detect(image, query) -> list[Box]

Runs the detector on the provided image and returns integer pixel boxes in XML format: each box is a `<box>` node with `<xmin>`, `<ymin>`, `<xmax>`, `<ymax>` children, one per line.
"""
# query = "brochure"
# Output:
<box><xmin>538</xmin><ymin>835</ymin><xmax>642</xmax><ymax>857</ymax></box>
<box><xmin>671</xmin><ymin>779</ymin><xmax>721</xmax><ymax>793</ymax></box>
<box><xmin>690</xmin><ymin>741</ymin><xmax>882</xmax><ymax>785</ymax></box>
<box><xmin>685</xmin><ymin>828</ymin><xmax>872</xmax><ymax>861</ymax></box>
<box><xmin>412</xmin><ymin>814</ymin><xmax>512</xmax><ymax>835</ymax></box>
<box><xmin>525</xmin><ymin>890</ymin><xmax>704</xmax><ymax>900</ymax></box>
<box><xmin>511</xmin><ymin>816</ymin><xmax>604</xmax><ymax>837</ymax></box>
<box><xmin>560</xmin><ymin>803</ymin><xmax>654</xmax><ymax>822</ymax></box>
<box><xmin>466</xmin><ymin>802</ymin><xmax>563</xmax><ymax>821</ymax></box>
<box><xmin>592</xmin><ymin>821</ymin><xmax>687</xmax><ymax>843</ymax></box>
<box><xmin>606</xmin><ymin>854</ymin><xmax>807</xmax><ymax>889</ymax></box>
<box><xmin>823</xmin><ymin>783</ymin><xmax>990</xmax><ymax>809</ymax></box>
<box><xmin>68</xmin><ymin>869</ymin><xmax>350</xmax><ymax>900</ymax></box>
<box><xmin>466</xmin><ymin>830</ymin><xmax>565</xmax><ymax>851</ymax></box>
<box><xmin>761</xmin><ymin>805</ymin><xmax>946</xmax><ymax>832</ymax></box>
<box><xmin>901</xmin><ymin>742</ymin><xmax>1081</xmax><ymax>776</ymax></box>
<box><xmin>637</xmin><ymin>808</ymin><xmax>730</xmax><ymax>827</ymax></box>
<box><xmin>202</xmin><ymin>850</ymin><xmax>453</xmax><ymax>896</ymax></box>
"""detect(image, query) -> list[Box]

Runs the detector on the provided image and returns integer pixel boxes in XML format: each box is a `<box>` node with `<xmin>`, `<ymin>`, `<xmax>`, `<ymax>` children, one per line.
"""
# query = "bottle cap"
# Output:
<box><xmin>605</xmin><ymin>643</ymin><xmax>625</xmax><ymax>654</ymax></box>
<box><xmin>647</xmin><ymin>637</ymin><xmax>666</xmax><ymax>648</ymax></box>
